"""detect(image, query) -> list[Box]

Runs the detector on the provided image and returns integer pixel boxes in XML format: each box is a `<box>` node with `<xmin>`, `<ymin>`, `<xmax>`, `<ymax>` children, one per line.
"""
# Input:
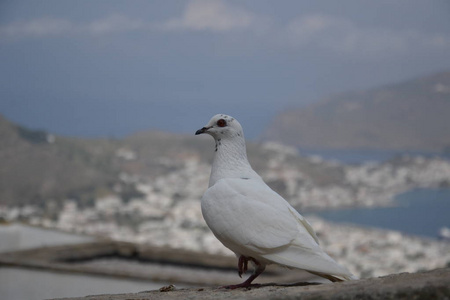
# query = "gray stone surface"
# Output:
<box><xmin>50</xmin><ymin>267</ymin><xmax>450</xmax><ymax>300</ymax></box>
<box><xmin>0</xmin><ymin>241</ymin><xmax>314</xmax><ymax>286</ymax></box>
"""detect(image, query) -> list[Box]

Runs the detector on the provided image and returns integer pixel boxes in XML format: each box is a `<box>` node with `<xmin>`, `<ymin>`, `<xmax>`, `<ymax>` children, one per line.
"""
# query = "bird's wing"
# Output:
<box><xmin>202</xmin><ymin>177</ymin><xmax>354</xmax><ymax>278</ymax></box>
<box><xmin>201</xmin><ymin>177</ymin><xmax>319</xmax><ymax>253</ymax></box>
<box><xmin>287</xmin><ymin>205</ymin><xmax>320</xmax><ymax>244</ymax></box>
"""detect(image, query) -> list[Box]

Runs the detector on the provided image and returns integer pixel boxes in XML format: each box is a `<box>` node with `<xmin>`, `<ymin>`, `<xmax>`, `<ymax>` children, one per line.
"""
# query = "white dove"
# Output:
<box><xmin>195</xmin><ymin>114</ymin><xmax>355</xmax><ymax>289</ymax></box>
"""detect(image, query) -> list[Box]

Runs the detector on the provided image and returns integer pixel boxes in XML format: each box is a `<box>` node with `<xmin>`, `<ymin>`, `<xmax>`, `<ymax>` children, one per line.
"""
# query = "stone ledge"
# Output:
<box><xmin>0</xmin><ymin>241</ymin><xmax>313</xmax><ymax>286</ymax></box>
<box><xmin>50</xmin><ymin>267</ymin><xmax>450</xmax><ymax>300</ymax></box>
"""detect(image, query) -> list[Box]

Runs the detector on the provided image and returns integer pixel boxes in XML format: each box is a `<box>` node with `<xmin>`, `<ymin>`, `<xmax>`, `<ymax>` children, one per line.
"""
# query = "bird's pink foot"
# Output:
<box><xmin>238</xmin><ymin>255</ymin><xmax>249</xmax><ymax>278</ymax></box>
<box><xmin>222</xmin><ymin>257</ymin><xmax>266</xmax><ymax>289</ymax></box>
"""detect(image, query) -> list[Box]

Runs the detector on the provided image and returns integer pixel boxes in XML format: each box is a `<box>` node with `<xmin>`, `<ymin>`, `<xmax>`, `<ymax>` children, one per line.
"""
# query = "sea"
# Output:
<box><xmin>300</xmin><ymin>148</ymin><xmax>450</xmax><ymax>239</ymax></box>
<box><xmin>312</xmin><ymin>188</ymin><xmax>450</xmax><ymax>239</ymax></box>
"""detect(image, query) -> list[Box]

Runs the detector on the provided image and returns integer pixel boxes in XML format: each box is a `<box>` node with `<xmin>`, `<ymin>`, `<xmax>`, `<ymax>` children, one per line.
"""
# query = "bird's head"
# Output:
<box><xmin>195</xmin><ymin>114</ymin><xmax>244</xmax><ymax>140</ymax></box>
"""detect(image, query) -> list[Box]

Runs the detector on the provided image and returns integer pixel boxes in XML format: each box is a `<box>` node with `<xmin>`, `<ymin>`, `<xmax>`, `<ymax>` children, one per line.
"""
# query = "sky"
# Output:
<box><xmin>1</xmin><ymin>0</ymin><xmax>450</xmax><ymax>139</ymax></box>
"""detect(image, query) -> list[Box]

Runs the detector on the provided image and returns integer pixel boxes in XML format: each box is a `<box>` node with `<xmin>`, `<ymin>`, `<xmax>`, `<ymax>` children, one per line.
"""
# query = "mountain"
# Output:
<box><xmin>0</xmin><ymin>114</ymin><xmax>121</xmax><ymax>208</ymax></box>
<box><xmin>0</xmin><ymin>114</ymin><xmax>212</xmax><ymax>208</ymax></box>
<box><xmin>262</xmin><ymin>71</ymin><xmax>450</xmax><ymax>151</ymax></box>
<box><xmin>0</xmin><ymin>114</ymin><xmax>347</xmax><ymax>209</ymax></box>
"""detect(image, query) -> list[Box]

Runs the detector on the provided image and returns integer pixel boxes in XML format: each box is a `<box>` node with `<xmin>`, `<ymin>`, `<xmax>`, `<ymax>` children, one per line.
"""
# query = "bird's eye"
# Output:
<box><xmin>216</xmin><ymin>119</ymin><xmax>227</xmax><ymax>127</ymax></box>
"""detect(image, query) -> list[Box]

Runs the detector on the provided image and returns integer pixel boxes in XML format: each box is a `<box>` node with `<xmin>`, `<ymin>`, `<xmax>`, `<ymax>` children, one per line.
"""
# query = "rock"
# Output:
<box><xmin>49</xmin><ymin>267</ymin><xmax>450</xmax><ymax>300</ymax></box>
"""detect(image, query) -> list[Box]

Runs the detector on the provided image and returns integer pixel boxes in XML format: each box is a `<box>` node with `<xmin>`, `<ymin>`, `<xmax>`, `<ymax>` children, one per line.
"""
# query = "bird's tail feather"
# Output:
<box><xmin>307</xmin><ymin>270</ymin><xmax>357</xmax><ymax>282</ymax></box>
<box><xmin>261</xmin><ymin>243</ymin><xmax>356</xmax><ymax>281</ymax></box>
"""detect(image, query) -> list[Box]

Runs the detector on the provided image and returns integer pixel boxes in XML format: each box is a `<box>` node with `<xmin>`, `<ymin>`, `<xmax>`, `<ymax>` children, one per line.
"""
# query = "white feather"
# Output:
<box><xmin>198</xmin><ymin>114</ymin><xmax>355</xmax><ymax>281</ymax></box>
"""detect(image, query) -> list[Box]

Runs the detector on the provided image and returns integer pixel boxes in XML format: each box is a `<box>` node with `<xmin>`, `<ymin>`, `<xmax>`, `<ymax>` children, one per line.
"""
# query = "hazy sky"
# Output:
<box><xmin>1</xmin><ymin>0</ymin><xmax>450</xmax><ymax>139</ymax></box>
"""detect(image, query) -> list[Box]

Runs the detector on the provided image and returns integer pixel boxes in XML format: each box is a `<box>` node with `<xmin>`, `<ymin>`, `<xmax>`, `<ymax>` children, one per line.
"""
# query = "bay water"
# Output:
<box><xmin>301</xmin><ymin>148</ymin><xmax>450</xmax><ymax>239</ymax></box>
<box><xmin>312</xmin><ymin>188</ymin><xmax>450</xmax><ymax>239</ymax></box>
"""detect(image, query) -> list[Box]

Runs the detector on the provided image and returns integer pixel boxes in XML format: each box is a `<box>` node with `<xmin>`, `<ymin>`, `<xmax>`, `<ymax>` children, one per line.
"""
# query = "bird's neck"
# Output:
<box><xmin>209</xmin><ymin>136</ymin><xmax>259</xmax><ymax>187</ymax></box>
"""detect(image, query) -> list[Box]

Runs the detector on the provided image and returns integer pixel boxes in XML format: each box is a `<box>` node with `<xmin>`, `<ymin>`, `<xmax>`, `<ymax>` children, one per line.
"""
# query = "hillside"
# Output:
<box><xmin>0</xmin><ymin>114</ymin><xmax>344</xmax><ymax>209</ymax></box>
<box><xmin>263</xmin><ymin>71</ymin><xmax>450</xmax><ymax>151</ymax></box>
<box><xmin>2</xmin><ymin>110</ymin><xmax>450</xmax><ymax>227</ymax></box>
<box><xmin>0</xmin><ymin>114</ymin><xmax>120</xmax><ymax>207</ymax></box>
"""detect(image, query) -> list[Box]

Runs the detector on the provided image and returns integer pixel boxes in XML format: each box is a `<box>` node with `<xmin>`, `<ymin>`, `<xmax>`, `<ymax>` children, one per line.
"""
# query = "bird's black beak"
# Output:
<box><xmin>195</xmin><ymin>127</ymin><xmax>210</xmax><ymax>135</ymax></box>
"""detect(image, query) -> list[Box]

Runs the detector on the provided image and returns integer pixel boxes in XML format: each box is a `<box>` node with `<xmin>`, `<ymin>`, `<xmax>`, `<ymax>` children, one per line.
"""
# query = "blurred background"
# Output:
<box><xmin>1</xmin><ymin>1</ymin><xmax>450</xmax><ymax>299</ymax></box>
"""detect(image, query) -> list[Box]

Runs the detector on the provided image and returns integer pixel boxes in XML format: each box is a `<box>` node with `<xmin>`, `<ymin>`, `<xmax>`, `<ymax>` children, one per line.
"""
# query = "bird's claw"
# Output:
<box><xmin>238</xmin><ymin>255</ymin><xmax>249</xmax><ymax>278</ymax></box>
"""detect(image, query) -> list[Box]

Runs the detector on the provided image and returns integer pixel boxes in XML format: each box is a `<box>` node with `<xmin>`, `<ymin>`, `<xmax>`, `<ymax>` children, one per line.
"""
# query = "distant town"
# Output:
<box><xmin>1</xmin><ymin>142</ymin><xmax>450</xmax><ymax>278</ymax></box>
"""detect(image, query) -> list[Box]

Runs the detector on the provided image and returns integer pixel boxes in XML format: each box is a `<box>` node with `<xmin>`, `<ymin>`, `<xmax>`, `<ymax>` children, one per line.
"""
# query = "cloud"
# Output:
<box><xmin>160</xmin><ymin>0</ymin><xmax>261</xmax><ymax>32</ymax></box>
<box><xmin>285</xmin><ymin>14</ymin><xmax>450</xmax><ymax>57</ymax></box>
<box><xmin>0</xmin><ymin>15</ymin><xmax>148</xmax><ymax>40</ymax></box>
<box><xmin>84</xmin><ymin>14</ymin><xmax>146</xmax><ymax>35</ymax></box>
<box><xmin>0</xmin><ymin>18</ymin><xmax>74</xmax><ymax>39</ymax></box>
<box><xmin>0</xmin><ymin>0</ymin><xmax>270</xmax><ymax>42</ymax></box>
<box><xmin>1</xmin><ymin>6</ymin><xmax>448</xmax><ymax>60</ymax></box>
